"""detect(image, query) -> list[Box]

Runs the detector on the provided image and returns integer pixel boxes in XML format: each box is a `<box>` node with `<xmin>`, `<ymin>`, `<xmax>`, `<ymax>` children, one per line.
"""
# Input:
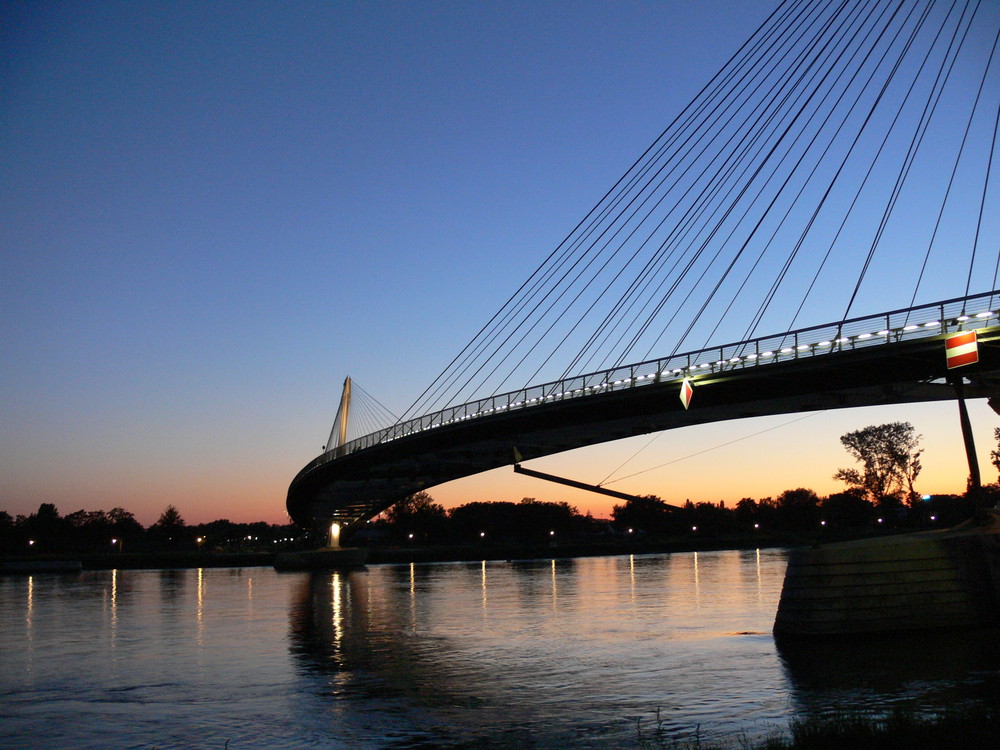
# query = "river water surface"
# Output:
<box><xmin>3</xmin><ymin>549</ymin><xmax>1000</xmax><ymax>748</ymax></box>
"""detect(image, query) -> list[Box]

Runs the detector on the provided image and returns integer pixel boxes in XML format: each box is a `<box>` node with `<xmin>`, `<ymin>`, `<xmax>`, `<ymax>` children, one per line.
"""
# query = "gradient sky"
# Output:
<box><xmin>3</xmin><ymin>0</ymin><xmax>998</xmax><ymax>526</ymax></box>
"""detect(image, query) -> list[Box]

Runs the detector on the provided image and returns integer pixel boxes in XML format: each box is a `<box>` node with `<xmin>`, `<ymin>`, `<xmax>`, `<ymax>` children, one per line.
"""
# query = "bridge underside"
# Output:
<box><xmin>287</xmin><ymin>329</ymin><xmax>1000</xmax><ymax>532</ymax></box>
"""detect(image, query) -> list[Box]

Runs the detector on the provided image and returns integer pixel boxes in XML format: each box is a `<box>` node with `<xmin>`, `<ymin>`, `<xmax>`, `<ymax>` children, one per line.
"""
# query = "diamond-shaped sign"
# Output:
<box><xmin>680</xmin><ymin>378</ymin><xmax>694</xmax><ymax>410</ymax></box>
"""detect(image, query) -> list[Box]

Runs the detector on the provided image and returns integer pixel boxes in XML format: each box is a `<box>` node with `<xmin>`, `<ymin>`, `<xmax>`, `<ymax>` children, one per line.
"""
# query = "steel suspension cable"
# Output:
<box><xmin>398</xmin><ymin>0</ymin><xmax>804</xmax><ymax>417</ymax></box>
<box><xmin>555</xmin><ymin>0</ymin><xmax>851</xmax><ymax>379</ymax></box>
<box><xmin>844</xmin><ymin>0</ymin><xmax>982</xmax><ymax>319</ymax></box>
<box><xmin>963</xmin><ymin>26</ymin><xmax>1000</xmax><ymax>299</ymax></box>
<box><xmin>752</xmin><ymin>0</ymin><xmax>945</xmax><ymax>337</ymax></box>
<box><xmin>701</xmin><ymin>0</ymin><xmax>916</xmax><ymax>347</ymax></box>
<box><xmin>788</xmin><ymin>0</ymin><xmax>966</xmax><ymax>330</ymax></box>
<box><xmin>515</xmin><ymin>0</ymin><xmax>841</xmax><ymax>388</ymax></box>
<box><xmin>639</xmin><ymin>0</ymin><xmax>896</xmax><ymax>359</ymax></box>
<box><xmin>426</xmin><ymin>0</ymin><xmax>816</xmax><ymax>406</ymax></box>
<box><xmin>617</xmin><ymin>0</ymin><xmax>873</xmax><ymax>363</ymax></box>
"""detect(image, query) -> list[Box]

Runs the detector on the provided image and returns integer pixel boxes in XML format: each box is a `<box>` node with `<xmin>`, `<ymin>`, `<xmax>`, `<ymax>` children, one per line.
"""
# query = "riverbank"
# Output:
<box><xmin>2</xmin><ymin>528</ymin><xmax>910</xmax><ymax>571</ymax></box>
<box><xmin>364</xmin><ymin>535</ymin><xmax>786</xmax><ymax>564</ymax></box>
<box><xmin>1</xmin><ymin>551</ymin><xmax>277</xmax><ymax>571</ymax></box>
<box><xmin>0</xmin><ymin>535</ymin><xmax>792</xmax><ymax>571</ymax></box>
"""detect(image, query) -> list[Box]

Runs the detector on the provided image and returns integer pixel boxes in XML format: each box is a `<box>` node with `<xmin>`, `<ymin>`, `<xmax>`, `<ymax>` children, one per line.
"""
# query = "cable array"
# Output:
<box><xmin>394</xmin><ymin>0</ymin><xmax>999</xmax><ymax>423</ymax></box>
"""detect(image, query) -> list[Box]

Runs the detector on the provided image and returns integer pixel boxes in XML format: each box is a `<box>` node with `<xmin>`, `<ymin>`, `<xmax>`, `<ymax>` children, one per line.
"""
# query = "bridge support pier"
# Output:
<box><xmin>950</xmin><ymin>376</ymin><xmax>984</xmax><ymax>513</ymax></box>
<box><xmin>774</xmin><ymin>520</ymin><xmax>1000</xmax><ymax>635</ymax></box>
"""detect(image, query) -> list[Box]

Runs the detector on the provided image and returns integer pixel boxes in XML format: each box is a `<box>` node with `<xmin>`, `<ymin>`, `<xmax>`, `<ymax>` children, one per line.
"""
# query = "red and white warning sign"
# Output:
<box><xmin>680</xmin><ymin>378</ymin><xmax>694</xmax><ymax>410</ymax></box>
<box><xmin>946</xmin><ymin>330</ymin><xmax>978</xmax><ymax>369</ymax></box>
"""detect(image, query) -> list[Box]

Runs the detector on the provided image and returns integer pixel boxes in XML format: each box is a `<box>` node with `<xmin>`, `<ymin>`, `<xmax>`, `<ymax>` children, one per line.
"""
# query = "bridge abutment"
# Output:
<box><xmin>774</xmin><ymin>518</ymin><xmax>1000</xmax><ymax>636</ymax></box>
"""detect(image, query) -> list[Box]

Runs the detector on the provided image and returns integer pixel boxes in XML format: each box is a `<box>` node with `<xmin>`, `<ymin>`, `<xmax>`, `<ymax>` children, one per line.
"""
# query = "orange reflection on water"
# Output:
<box><xmin>331</xmin><ymin>572</ymin><xmax>343</xmax><ymax>646</ymax></box>
<box><xmin>551</xmin><ymin>559</ymin><xmax>557</xmax><ymax>608</ymax></box>
<box><xmin>25</xmin><ymin>575</ymin><xmax>33</xmax><ymax>634</ymax></box>
<box><xmin>481</xmin><ymin>560</ymin><xmax>488</xmax><ymax>618</ymax></box>
<box><xmin>196</xmin><ymin>568</ymin><xmax>205</xmax><ymax>647</ymax></box>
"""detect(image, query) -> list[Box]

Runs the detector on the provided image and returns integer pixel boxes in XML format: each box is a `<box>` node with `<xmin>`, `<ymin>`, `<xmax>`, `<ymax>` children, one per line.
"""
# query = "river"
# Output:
<box><xmin>3</xmin><ymin>548</ymin><xmax>1000</xmax><ymax>748</ymax></box>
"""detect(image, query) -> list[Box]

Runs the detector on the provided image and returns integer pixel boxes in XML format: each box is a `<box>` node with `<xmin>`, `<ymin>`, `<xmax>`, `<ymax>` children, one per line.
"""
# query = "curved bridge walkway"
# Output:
<box><xmin>288</xmin><ymin>290</ymin><xmax>1000</xmax><ymax>531</ymax></box>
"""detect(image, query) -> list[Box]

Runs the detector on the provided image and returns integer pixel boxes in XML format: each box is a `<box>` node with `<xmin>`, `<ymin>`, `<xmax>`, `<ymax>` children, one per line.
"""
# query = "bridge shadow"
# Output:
<box><xmin>775</xmin><ymin>627</ymin><xmax>1000</xmax><ymax>719</ymax></box>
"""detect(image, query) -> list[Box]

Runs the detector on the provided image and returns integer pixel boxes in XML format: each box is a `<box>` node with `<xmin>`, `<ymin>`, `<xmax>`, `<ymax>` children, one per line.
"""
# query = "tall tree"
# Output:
<box><xmin>384</xmin><ymin>492</ymin><xmax>448</xmax><ymax>541</ymax></box>
<box><xmin>149</xmin><ymin>504</ymin><xmax>188</xmax><ymax>549</ymax></box>
<box><xmin>155</xmin><ymin>505</ymin><xmax>186</xmax><ymax>529</ymax></box>
<box><xmin>834</xmin><ymin>422</ymin><xmax>922</xmax><ymax>504</ymax></box>
<box><xmin>774</xmin><ymin>488</ymin><xmax>820</xmax><ymax>531</ymax></box>
<box><xmin>990</xmin><ymin>427</ymin><xmax>1000</xmax><ymax>482</ymax></box>
<box><xmin>24</xmin><ymin>503</ymin><xmax>65</xmax><ymax>550</ymax></box>
<box><xmin>611</xmin><ymin>495</ymin><xmax>675</xmax><ymax>534</ymax></box>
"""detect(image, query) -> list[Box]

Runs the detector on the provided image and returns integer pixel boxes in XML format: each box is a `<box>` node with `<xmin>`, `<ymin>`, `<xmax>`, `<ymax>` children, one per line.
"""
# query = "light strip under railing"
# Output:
<box><xmin>348</xmin><ymin>309</ymin><xmax>996</xmax><ymax>451</ymax></box>
<box><xmin>304</xmin><ymin>295</ymin><xmax>998</xmax><ymax>467</ymax></box>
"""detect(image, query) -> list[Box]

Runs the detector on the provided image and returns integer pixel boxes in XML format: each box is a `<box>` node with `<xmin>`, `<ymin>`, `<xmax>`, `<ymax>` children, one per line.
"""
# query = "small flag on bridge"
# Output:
<box><xmin>946</xmin><ymin>330</ymin><xmax>978</xmax><ymax>369</ymax></box>
<box><xmin>680</xmin><ymin>378</ymin><xmax>694</xmax><ymax>410</ymax></box>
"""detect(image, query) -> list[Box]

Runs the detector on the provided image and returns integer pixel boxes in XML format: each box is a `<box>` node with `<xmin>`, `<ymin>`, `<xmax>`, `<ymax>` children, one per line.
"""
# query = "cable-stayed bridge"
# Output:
<box><xmin>288</xmin><ymin>0</ymin><xmax>1000</xmax><ymax>533</ymax></box>
<box><xmin>288</xmin><ymin>292</ymin><xmax>1000</xmax><ymax>530</ymax></box>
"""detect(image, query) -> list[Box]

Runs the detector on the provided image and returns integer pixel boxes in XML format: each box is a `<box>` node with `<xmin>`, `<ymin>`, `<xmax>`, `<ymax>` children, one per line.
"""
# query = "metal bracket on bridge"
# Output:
<box><xmin>513</xmin><ymin>463</ymin><xmax>679</xmax><ymax>509</ymax></box>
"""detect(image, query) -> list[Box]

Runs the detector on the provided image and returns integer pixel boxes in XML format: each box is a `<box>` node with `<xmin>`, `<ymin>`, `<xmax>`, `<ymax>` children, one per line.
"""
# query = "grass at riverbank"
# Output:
<box><xmin>637</xmin><ymin>701</ymin><xmax>1000</xmax><ymax>749</ymax></box>
<box><xmin>770</xmin><ymin>703</ymin><xmax>1000</xmax><ymax>750</ymax></box>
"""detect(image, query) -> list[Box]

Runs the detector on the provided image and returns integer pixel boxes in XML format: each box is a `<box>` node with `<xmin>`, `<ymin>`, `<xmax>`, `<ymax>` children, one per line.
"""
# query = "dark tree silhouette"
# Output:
<box><xmin>991</xmin><ymin>427</ymin><xmax>1000</xmax><ymax>482</ymax></box>
<box><xmin>774</xmin><ymin>488</ymin><xmax>820</xmax><ymax>531</ymax></box>
<box><xmin>155</xmin><ymin>505</ymin><xmax>185</xmax><ymax>528</ymax></box>
<box><xmin>149</xmin><ymin>504</ymin><xmax>188</xmax><ymax>549</ymax></box>
<box><xmin>611</xmin><ymin>495</ymin><xmax>675</xmax><ymax>534</ymax></box>
<box><xmin>384</xmin><ymin>492</ymin><xmax>449</xmax><ymax>542</ymax></box>
<box><xmin>834</xmin><ymin>422</ymin><xmax>922</xmax><ymax>504</ymax></box>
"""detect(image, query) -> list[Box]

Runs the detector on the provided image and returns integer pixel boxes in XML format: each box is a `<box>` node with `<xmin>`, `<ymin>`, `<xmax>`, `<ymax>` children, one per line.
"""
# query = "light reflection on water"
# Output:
<box><xmin>1</xmin><ymin>549</ymin><xmax>999</xmax><ymax>748</ymax></box>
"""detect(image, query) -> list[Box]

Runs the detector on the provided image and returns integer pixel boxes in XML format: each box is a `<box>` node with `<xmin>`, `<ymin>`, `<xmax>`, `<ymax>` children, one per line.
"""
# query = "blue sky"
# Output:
<box><xmin>3</xmin><ymin>0</ymin><xmax>998</xmax><ymax>525</ymax></box>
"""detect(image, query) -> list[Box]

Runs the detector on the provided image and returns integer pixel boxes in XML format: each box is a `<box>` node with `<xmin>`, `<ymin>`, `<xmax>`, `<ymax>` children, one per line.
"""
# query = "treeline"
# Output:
<box><xmin>2</xmin><ymin>486</ymin><xmax>994</xmax><ymax>556</ymax></box>
<box><xmin>355</xmin><ymin>485</ymin><xmax>996</xmax><ymax>547</ymax></box>
<box><xmin>354</xmin><ymin>420</ymin><xmax>994</xmax><ymax>546</ymax></box>
<box><xmin>0</xmin><ymin>503</ymin><xmax>304</xmax><ymax>555</ymax></box>
<box><xmin>5</xmin><ymin>421</ymin><xmax>998</xmax><ymax>554</ymax></box>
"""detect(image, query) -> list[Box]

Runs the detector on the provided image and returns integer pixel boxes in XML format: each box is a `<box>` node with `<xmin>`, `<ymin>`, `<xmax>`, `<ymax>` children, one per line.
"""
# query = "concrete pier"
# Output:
<box><xmin>774</xmin><ymin>519</ymin><xmax>1000</xmax><ymax>636</ymax></box>
<box><xmin>273</xmin><ymin>547</ymin><xmax>367</xmax><ymax>571</ymax></box>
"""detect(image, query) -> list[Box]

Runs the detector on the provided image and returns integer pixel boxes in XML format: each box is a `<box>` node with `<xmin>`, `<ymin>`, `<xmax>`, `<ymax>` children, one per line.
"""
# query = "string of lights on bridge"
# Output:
<box><xmin>312</xmin><ymin>294</ymin><xmax>998</xmax><ymax>468</ymax></box>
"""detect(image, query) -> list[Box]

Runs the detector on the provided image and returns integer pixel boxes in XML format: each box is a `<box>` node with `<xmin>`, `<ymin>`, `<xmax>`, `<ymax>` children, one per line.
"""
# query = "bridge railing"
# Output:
<box><xmin>300</xmin><ymin>291</ymin><xmax>999</xmax><ymax>476</ymax></box>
